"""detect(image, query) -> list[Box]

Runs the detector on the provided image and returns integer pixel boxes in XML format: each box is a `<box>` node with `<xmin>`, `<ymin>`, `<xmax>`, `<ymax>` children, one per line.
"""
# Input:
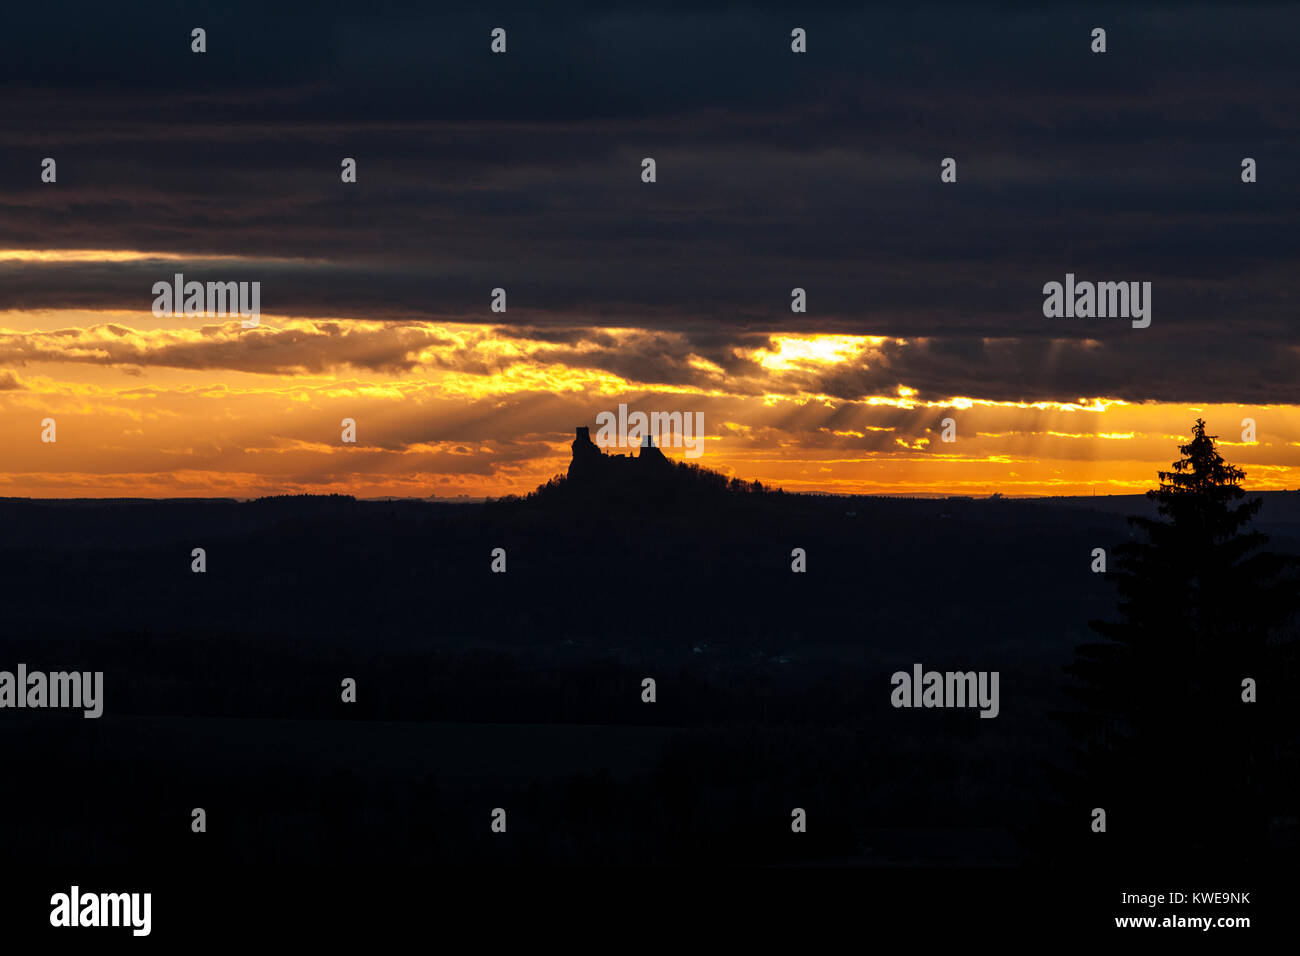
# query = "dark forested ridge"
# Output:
<box><xmin>2</xmin><ymin>443</ymin><xmax>1297</xmax><ymax>867</ymax></box>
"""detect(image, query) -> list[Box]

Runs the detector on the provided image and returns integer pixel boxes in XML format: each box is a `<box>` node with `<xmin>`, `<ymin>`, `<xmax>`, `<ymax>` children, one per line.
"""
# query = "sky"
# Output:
<box><xmin>1</xmin><ymin>1</ymin><xmax>1298</xmax><ymax>498</ymax></box>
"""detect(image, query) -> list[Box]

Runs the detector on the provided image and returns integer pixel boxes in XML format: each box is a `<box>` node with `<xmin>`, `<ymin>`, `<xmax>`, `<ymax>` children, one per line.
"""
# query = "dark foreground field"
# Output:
<box><xmin>2</xmin><ymin>483</ymin><xmax>1298</xmax><ymax>868</ymax></box>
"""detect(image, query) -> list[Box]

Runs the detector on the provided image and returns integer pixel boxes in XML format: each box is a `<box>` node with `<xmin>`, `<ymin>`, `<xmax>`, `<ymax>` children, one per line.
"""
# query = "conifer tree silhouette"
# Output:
<box><xmin>1050</xmin><ymin>420</ymin><xmax>1297</xmax><ymax>869</ymax></box>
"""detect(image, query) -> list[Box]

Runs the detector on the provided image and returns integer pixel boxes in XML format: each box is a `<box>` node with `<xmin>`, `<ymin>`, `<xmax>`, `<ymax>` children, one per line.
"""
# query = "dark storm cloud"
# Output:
<box><xmin>1</xmin><ymin>1</ymin><xmax>1297</xmax><ymax>403</ymax></box>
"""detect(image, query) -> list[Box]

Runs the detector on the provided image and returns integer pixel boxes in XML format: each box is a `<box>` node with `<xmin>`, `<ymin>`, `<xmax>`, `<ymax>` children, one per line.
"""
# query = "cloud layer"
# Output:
<box><xmin>2</xmin><ymin>2</ymin><xmax>1297</xmax><ymax>494</ymax></box>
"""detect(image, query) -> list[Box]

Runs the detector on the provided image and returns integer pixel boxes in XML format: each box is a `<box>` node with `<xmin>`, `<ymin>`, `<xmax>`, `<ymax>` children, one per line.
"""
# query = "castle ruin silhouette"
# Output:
<box><xmin>568</xmin><ymin>426</ymin><xmax>670</xmax><ymax>482</ymax></box>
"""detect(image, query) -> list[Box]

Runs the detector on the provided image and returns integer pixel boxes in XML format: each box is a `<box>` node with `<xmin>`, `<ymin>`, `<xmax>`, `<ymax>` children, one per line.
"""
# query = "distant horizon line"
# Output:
<box><xmin>5</xmin><ymin>488</ymin><xmax>1299</xmax><ymax>505</ymax></box>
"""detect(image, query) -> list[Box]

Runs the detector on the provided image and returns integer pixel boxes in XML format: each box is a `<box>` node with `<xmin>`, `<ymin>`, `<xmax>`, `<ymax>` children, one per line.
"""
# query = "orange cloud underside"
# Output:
<box><xmin>3</xmin><ymin>310</ymin><xmax>1298</xmax><ymax>498</ymax></box>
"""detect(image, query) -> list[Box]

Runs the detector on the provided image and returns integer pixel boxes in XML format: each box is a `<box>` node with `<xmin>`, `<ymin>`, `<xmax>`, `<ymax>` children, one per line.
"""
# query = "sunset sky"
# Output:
<box><xmin>2</xmin><ymin>3</ymin><xmax>1297</xmax><ymax>498</ymax></box>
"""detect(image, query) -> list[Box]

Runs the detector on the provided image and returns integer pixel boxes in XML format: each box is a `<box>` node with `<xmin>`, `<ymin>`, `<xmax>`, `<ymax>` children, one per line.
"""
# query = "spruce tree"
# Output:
<box><xmin>1053</xmin><ymin>420</ymin><xmax>1297</xmax><ymax>868</ymax></box>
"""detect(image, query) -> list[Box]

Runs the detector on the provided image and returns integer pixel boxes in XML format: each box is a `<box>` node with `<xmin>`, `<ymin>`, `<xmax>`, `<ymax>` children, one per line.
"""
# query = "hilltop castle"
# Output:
<box><xmin>568</xmin><ymin>426</ymin><xmax>670</xmax><ymax>482</ymax></box>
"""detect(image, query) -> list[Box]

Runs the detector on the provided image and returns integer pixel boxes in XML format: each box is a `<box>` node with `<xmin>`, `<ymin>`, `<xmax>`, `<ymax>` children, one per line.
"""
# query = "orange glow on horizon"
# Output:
<box><xmin>2</xmin><ymin>308</ymin><xmax>1299</xmax><ymax>499</ymax></box>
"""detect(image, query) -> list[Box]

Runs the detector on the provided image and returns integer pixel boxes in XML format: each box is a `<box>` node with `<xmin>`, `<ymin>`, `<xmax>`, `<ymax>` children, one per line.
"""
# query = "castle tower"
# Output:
<box><xmin>638</xmin><ymin>430</ymin><xmax>668</xmax><ymax>464</ymax></box>
<box><xmin>568</xmin><ymin>426</ymin><xmax>603</xmax><ymax>480</ymax></box>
